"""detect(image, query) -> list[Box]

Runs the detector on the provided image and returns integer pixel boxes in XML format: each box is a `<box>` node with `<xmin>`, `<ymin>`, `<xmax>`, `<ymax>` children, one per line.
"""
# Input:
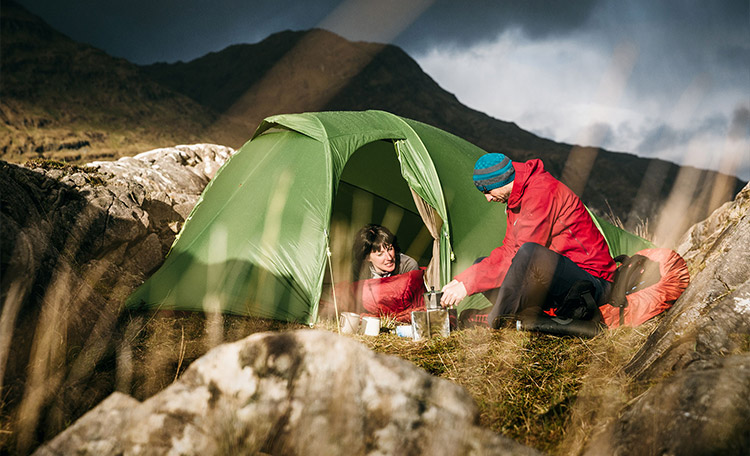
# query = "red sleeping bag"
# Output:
<box><xmin>599</xmin><ymin>248</ymin><xmax>690</xmax><ymax>328</ymax></box>
<box><xmin>337</xmin><ymin>269</ymin><xmax>427</xmax><ymax>322</ymax></box>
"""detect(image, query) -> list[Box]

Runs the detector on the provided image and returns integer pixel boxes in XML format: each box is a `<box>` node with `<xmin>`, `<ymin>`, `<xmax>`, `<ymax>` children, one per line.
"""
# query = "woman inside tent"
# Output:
<box><xmin>345</xmin><ymin>224</ymin><xmax>425</xmax><ymax>322</ymax></box>
<box><xmin>352</xmin><ymin>224</ymin><xmax>419</xmax><ymax>280</ymax></box>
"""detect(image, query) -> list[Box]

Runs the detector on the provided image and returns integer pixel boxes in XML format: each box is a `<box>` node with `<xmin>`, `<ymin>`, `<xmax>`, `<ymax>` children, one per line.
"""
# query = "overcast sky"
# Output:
<box><xmin>14</xmin><ymin>0</ymin><xmax>750</xmax><ymax>180</ymax></box>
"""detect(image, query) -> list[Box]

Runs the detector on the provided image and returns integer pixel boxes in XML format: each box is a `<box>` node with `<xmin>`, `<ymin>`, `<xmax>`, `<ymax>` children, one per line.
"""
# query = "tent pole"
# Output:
<box><xmin>325</xmin><ymin>230</ymin><xmax>341</xmax><ymax>334</ymax></box>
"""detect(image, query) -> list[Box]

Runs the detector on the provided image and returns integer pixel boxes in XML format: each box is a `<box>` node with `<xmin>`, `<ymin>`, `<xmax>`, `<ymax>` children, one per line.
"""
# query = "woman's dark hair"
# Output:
<box><xmin>352</xmin><ymin>224</ymin><xmax>402</xmax><ymax>279</ymax></box>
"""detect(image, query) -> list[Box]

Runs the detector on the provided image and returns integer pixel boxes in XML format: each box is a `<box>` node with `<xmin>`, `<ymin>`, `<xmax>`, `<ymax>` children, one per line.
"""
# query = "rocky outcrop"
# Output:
<box><xmin>32</xmin><ymin>330</ymin><xmax>540</xmax><ymax>456</ymax></box>
<box><xmin>1</xmin><ymin>144</ymin><xmax>234</xmax><ymax>296</ymax></box>
<box><xmin>675</xmin><ymin>182</ymin><xmax>750</xmax><ymax>276</ymax></box>
<box><xmin>584</xmin><ymin>183</ymin><xmax>750</xmax><ymax>455</ymax></box>
<box><xmin>626</xmin><ymin>182</ymin><xmax>750</xmax><ymax>379</ymax></box>
<box><xmin>0</xmin><ymin>144</ymin><xmax>233</xmax><ymax>452</ymax></box>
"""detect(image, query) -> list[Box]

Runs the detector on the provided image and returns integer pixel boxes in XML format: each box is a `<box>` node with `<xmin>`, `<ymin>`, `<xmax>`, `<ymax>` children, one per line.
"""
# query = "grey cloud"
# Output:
<box><xmin>395</xmin><ymin>0</ymin><xmax>749</xmax><ymax>57</ymax></box>
<box><xmin>715</xmin><ymin>45</ymin><xmax>750</xmax><ymax>72</ymax></box>
<box><xmin>592</xmin><ymin>1</ymin><xmax>749</xmax><ymax>97</ymax></box>
<box><xmin>15</xmin><ymin>0</ymin><xmax>604</xmax><ymax>63</ymax></box>
<box><xmin>15</xmin><ymin>0</ymin><xmax>750</xmax><ymax>69</ymax></box>
<box><xmin>581</xmin><ymin>122</ymin><xmax>616</xmax><ymax>149</ymax></box>
<box><xmin>530</xmin><ymin>125</ymin><xmax>557</xmax><ymax>142</ymax></box>
<box><xmin>635</xmin><ymin>125</ymin><xmax>682</xmax><ymax>155</ymax></box>
<box><xmin>394</xmin><ymin>0</ymin><xmax>598</xmax><ymax>52</ymax></box>
<box><xmin>728</xmin><ymin>104</ymin><xmax>750</xmax><ymax>141</ymax></box>
<box><xmin>736</xmin><ymin>164</ymin><xmax>750</xmax><ymax>182</ymax></box>
<box><xmin>635</xmin><ymin>113</ymin><xmax>735</xmax><ymax>154</ymax></box>
<box><xmin>15</xmin><ymin>0</ymin><xmax>341</xmax><ymax>63</ymax></box>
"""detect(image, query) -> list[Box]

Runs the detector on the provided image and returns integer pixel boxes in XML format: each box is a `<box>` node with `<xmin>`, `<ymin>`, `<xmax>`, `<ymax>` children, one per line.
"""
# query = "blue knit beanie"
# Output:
<box><xmin>473</xmin><ymin>153</ymin><xmax>515</xmax><ymax>192</ymax></box>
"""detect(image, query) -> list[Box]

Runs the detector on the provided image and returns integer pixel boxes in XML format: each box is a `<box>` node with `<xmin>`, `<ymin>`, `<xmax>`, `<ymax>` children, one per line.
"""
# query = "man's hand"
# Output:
<box><xmin>441</xmin><ymin>280</ymin><xmax>467</xmax><ymax>307</ymax></box>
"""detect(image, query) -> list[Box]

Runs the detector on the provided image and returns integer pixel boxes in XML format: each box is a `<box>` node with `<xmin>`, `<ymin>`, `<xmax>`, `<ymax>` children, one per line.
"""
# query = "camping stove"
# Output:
<box><xmin>424</xmin><ymin>288</ymin><xmax>443</xmax><ymax>310</ymax></box>
<box><xmin>412</xmin><ymin>288</ymin><xmax>450</xmax><ymax>341</ymax></box>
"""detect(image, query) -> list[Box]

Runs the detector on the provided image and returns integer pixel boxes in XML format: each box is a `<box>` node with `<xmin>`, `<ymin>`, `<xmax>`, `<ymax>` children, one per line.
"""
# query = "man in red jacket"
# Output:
<box><xmin>440</xmin><ymin>153</ymin><xmax>616</xmax><ymax>328</ymax></box>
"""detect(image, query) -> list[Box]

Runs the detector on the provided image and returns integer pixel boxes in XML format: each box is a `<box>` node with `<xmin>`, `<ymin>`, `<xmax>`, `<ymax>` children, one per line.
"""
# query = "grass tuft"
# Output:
<box><xmin>23</xmin><ymin>158</ymin><xmax>106</xmax><ymax>185</ymax></box>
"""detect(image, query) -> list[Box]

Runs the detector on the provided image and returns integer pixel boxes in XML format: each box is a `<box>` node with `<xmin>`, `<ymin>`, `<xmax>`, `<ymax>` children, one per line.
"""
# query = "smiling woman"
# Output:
<box><xmin>338</xmin><ymin>223</ymin><xmax>425</xmax><ymax>322</ymax></box>
<box><xmin>352</xmin><ymin>224</ymin><xmax>419</xmax><ymax>280</ymax></box>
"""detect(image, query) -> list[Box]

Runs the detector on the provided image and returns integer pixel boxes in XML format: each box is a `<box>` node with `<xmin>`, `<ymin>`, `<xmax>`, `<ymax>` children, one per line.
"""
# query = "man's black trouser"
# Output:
<box><xmin>483</xmin><ymin>242</ymin><xmax>611</xmax><ymax>327</ymax></box>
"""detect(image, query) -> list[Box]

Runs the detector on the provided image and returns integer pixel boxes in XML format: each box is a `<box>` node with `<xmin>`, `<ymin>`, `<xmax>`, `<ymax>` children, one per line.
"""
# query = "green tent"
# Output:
<box><xmin>126</xmin><ymin>110</ymin><xmax>652</xmax><ymax>324</ymax></box>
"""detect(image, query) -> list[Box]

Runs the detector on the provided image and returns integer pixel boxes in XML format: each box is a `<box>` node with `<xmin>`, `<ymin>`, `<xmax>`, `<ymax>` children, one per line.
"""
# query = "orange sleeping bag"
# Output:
<box><xmin>600</xmin><ymin>248</ymin><xmax>690</xmax><ymax>328</ymax></box>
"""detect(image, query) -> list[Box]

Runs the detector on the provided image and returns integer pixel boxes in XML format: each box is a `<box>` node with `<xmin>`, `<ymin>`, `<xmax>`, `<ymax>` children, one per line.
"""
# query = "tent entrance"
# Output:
<box><xmin>324</xmin><ymin>141</ymin><xmax>435</xmax><ymax>304</ymax></box>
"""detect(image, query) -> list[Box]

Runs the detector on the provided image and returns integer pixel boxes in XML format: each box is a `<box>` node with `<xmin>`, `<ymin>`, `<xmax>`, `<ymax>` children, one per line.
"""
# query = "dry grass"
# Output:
<box><xmin>0</xmin><ymin>307</ymin><xmax>657</xmax><ymax>455</ymax></box>
<box><xmin>556</xmin><ymin>320</ymin><xmax>659</xmax><ymax>455</ymax></box>
<box><xmin>116</xmin><ymin>311</ymin><xmax>307</xmax><ymax>401</ymax></box>
<box><xmin>353</xmin><ymin>318</ymin><xmax>658</xmax><ymax>455</ymax></box>
<box><xmin>359</xmin><ymin>329</ymin><xmax>591</xmax><ymax>453</ymax></box>
<box><xmin>604</xmin><ymin>200</ymin><xmax>653</xmax><ymax>242</ymax></box>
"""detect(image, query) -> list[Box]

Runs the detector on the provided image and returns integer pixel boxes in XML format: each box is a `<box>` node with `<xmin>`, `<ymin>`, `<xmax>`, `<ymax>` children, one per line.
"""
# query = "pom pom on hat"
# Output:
<box><xmin>473</xmin><ymin>153</ymin><xmax>515</xmax><ymax>192</ymax></box>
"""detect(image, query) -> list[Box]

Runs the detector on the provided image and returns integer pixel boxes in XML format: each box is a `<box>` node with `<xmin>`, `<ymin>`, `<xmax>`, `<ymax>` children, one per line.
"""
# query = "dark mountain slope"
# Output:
<box><xmin>141</xmin><ymin>29</ymin><xmax>744</xmax><ymax>233</ymax></box>
<box><xmin>142</xmin><ymin>29</ymin><xmax>544</xmax><ymax>154</ymax></box>
<box><xmin>0</xmin><ymin>0</ymin><xmax>743</xmax><ymax>233</ymax></box>
<box><xmin>0</xmin><ymin>0</ymin><xmax>219</xmax><ymax>161</ymax></box>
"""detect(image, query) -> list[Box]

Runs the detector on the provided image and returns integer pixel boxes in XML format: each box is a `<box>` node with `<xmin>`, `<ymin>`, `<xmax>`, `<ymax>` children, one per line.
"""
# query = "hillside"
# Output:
<box><xmin>141</xmin><ymin>28</ymin><xmax>746</xmax><ymax>236</ymax></box>
<box><xmin>1</xmin><ymin>1</ymin><xmax>744</xmax><ymax>234</ymax></box>
<box><xmin>0</xmin><ymin>0</ymin><xmax>219</xmax><ymax>162</ymax></box>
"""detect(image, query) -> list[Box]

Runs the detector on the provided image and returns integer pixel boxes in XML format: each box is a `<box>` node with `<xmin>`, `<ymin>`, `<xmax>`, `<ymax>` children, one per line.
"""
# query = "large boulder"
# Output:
<box><xmin>626</xmin><ymin>182</ymin><xmax>750</xmax><ymax>379</ymax></box>
<box><xmin>1</xmin><ymin>143</ymin><xmax>234</xmax><ymax>295</ymax></box>
<box><xmin>0</xmin><ymin>144</ymin><xmax>234</xmax><ymax>452</ymax></box>
<box><xmin>32</xmin><ymin>330</ymin><xmax>541</xmax><ymax>456</ymax></box>
<box><xmin>584</xmin><ymin>183</ymin><xmax>750</xmax><ymax>455</ymax></box>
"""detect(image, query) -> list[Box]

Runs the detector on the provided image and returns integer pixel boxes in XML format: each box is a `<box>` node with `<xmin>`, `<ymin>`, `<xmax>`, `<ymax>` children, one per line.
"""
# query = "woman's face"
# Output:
<box><xmin>369</xmin><ymin>244</ymin><xmax>396</xmax><ymax>274</ymax></box>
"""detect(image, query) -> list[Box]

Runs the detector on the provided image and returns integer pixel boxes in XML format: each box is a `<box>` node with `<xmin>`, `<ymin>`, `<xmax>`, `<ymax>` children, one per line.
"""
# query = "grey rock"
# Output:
<box><xmin>0</xmin><ymin>144</ymin><xmax>234</xmax><ymax>452</ymax></box>
<box><xmin>32</xmin><ymin>393</ymin><xmax>141</xmax><ymax>456</ymax></box>
<box><xmin>586</xmin><ymin>182</ymin><xmax>750</xmax><ymax>455</ymax></box>
<box><xmin>586</xmin><ymin>354</ymin><xmax>750</xmax><ymax>456</ymax></box>
<box><xmin>89</xmin><ymin>144</ymin><xmax>232</xmax><ymax>207</ymax></box>
<box><xmin>33</xmin><ymin>330</ymin><xmax>540</xmax><ymax>456</ymax></box>
<box><xmin>626</xmin><ymin>182</ymin><xmax>750</xmax><ymax>380</ymax></box>
<box><xmin>676</xmin><ymin>183</ymin><xmax>750</xmax><ymax>268</ymax></box>
<box><xmin>1</xmin><ymin>143</ymin><xmax>234</xmax><ymax>290</ymax></box>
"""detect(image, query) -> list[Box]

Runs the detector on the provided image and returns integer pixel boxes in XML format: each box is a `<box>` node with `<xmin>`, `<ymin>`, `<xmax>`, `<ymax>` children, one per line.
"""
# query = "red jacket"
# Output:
<box><xmin>455</xmin><ymin>159</ymin><xmax>616</xmax><ymax>295</ymax></box>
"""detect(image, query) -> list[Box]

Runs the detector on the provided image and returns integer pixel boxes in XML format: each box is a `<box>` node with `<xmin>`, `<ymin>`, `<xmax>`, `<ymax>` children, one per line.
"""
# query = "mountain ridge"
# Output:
<box><xmin>1</xmin><ymin>0</ymin><xmax>744</xmax><ymax>238</ymax></box>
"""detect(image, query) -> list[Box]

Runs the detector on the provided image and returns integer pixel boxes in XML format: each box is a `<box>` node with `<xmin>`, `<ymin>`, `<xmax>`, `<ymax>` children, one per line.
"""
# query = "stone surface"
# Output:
<box><xmin>586</xmin><ymin>354</ymin><xmax>750</xmax><ymax>456</ymax></box>
<box><xmin>626</xmin><ymin>183</ymin><xmax>750</xmax><ymax>380</ymax></box>
<box><xmin>585</xmin><ymin>183</ymin><xmax>750</xmax><ymax>455</ymax></box>
<box><xmin>33</xmin><ymin>330</ymin><xmax>541</xmax><ymax>456</ymax></box>
<box><xmin>676</xmin><ymin>183</ymin><xmax>750</xmax><ymax>270</ymax></box>
<box><xmin>1</xmin><ymin>143</ymin><xmax>234</xmax><ymax>295</ymax></box>
<box><xmin>0</xmin><ymin>144</ymin><xmax>234</xmax><ymax>452</ymax></box>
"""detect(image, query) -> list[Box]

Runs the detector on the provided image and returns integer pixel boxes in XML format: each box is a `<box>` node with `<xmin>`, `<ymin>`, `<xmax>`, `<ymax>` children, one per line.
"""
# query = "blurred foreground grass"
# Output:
<box><xmin>356</xmin><ymin>320</ymin><xmax>656</xmax><ymax>454</ymax></box>
<box><xmin>0</xmin><ymin>310</ymin><xmax>652</xmax><ymax>455</ymax></box>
